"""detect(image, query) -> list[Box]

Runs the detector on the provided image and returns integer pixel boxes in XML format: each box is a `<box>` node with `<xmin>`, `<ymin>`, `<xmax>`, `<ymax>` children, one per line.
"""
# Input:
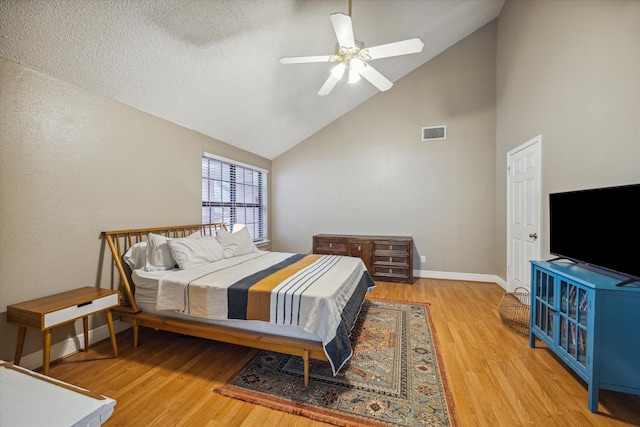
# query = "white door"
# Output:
<box><xmin>507</xmin><ymin>136</ymin><xmax>541</xmax><ymax>293</ymax></box>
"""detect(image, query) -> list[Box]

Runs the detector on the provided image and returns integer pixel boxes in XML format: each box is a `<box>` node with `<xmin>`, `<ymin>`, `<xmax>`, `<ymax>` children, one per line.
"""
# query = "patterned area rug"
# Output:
<box><xmin>215</xmin><ymin>298</ymin><xmax>458</xmax><ymax>427</ymax></box>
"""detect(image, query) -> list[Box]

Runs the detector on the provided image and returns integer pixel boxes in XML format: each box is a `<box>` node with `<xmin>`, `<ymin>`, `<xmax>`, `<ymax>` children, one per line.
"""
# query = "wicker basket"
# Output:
<box><xmin>498</xmin><ymin>287</ymin><xmax>531</xmax><ymax>336</ymax></box>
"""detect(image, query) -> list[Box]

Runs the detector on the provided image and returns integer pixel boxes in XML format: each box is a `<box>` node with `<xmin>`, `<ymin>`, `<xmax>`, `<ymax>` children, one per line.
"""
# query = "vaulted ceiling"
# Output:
<box><xmin>0</xmin><ymin>0</ymin><xmax>505</xmax><ymax>159</ymax></box>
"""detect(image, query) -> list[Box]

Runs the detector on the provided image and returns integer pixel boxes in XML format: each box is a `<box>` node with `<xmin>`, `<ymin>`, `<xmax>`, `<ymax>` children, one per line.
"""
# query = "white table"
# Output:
<box><xmin>0</xmin><ymin>361</ymin><xmax>116</xmax><ymax>426</ymax></box>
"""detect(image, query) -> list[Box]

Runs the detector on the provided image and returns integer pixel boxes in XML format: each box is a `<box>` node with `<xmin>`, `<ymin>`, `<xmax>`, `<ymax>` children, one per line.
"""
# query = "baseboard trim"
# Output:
<box><xmin>13</xmin><ymin>320</ymin><xmax>131</xmax><ymax>371</ymax></box>
<box><xmin>414</xmin><ymin>269</ymin><xmax>507</xmax><ymax>290</ymax></box>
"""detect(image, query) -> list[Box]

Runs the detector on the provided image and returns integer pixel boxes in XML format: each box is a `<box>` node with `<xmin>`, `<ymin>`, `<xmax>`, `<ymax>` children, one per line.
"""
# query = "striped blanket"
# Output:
<box><xmin>156</xmin><ymin>251</ymin><xmax>375</xmax><ymax>374</ymax></box>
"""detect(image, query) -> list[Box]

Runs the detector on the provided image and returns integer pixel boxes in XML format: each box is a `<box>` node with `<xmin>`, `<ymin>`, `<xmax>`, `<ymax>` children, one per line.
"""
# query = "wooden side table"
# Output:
<box><xmin>7</xmin><ymin>287</ymin><xmax>120</xmax><ymax>375</ymax></box>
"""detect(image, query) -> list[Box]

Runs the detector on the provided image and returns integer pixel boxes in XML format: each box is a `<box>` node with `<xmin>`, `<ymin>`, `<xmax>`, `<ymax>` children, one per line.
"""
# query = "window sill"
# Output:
<box><xmin>255</xmin><ymin>240</ymin><xmax>271</xmax><ymax>250</ymax></box>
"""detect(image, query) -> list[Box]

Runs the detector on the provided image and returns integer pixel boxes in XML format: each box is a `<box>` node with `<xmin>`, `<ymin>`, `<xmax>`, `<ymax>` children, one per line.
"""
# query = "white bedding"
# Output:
<box><xmin>132</xmin><ymin>268</ymin><xmax>320</xmax><ymax>342</ymax></box>
<box><xmin>131</xmin><ymin>251</ymin><xmax>374</xmax><ymax>374</ymax></box>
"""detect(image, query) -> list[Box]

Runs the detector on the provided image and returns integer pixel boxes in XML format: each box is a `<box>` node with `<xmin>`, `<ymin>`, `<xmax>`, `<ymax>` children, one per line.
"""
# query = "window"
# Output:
<box><xmin>201</xmin><ymin>153</ymin><xmax>268</xmax><ymax>241</ymax></box>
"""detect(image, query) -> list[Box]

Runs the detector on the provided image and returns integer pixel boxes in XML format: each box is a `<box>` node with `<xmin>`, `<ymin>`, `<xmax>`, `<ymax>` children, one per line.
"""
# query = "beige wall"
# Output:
<box><xmin>495</xmin><ymin>0</ymin><xmax>640</xmax><ymax>279</ymax></box>
<box><xmin>3</xmin><ymin>0</ymin><xmax>639</xmax><ymax>366</ymax></box>
<box><xmin>0</xmin><ymin>57</ymin><xmax>270</xmax><ymax>362</ymax></box>
<box><xmin>272</xmin><ymin>0</ymin><xmax>640</xmax><ymax>283</ymax></box>
<box><xmin>272</xmin><ymin>22</ymin><xmax>498</xmax><ymax>276</ymax></box>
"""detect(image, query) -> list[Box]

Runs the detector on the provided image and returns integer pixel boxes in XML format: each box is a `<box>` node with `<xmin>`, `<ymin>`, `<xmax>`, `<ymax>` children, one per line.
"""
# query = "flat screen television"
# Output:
<box><xmin>549</xmin><ymin>183</ymin><xmax>640</xmax><ymax>284</ymax></box>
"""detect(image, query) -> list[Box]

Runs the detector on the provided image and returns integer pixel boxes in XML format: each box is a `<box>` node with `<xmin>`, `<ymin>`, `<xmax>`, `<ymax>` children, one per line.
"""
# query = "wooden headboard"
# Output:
<box><xmin>101</xmin><ymin>223</ymin><xmax>228</xmax><ymax>313</ymax></box>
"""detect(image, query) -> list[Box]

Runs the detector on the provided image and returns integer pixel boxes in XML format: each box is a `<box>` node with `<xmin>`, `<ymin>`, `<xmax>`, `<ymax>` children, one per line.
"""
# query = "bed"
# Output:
<box><xmin>102</xmin><ymin>223</ymin><xmax>375</xmax><ymax>386</ymax></box>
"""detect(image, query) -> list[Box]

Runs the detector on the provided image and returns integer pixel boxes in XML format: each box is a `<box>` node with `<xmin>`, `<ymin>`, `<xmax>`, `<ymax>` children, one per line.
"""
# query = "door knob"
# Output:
<box><xmin>529</xmin><ymin>233</ymin><xmax>538</xmax><ymax>240</ymax></box>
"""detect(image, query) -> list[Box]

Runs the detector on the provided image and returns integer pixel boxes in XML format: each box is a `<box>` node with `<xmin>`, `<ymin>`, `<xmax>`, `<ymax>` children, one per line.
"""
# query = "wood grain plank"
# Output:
<box><xmin>46</xmin><ymin>279</ymin><xmax>640</xmax><ymax>426</ymax></box>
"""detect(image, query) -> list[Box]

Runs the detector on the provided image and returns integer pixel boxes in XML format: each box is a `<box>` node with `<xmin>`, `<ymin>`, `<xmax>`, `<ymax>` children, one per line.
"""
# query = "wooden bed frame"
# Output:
<box><xmin>101</xmin><ymin>223</ymin><xmax>327</xmax><ymax>386</ymax></box>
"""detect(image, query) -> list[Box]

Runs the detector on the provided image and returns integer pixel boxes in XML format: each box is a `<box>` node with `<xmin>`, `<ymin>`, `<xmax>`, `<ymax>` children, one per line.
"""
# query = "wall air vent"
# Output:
<box><xmin>421</xmin><ymin>125</ymin><xmax>446</xmax><ymax>141</ymax></box>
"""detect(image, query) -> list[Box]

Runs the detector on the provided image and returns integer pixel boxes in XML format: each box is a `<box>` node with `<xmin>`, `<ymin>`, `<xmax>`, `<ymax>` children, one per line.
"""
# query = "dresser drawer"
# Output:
<box><xmin>372</xmin><ymin>266</ymin><xmax>411</xmax><ymax>280</ymax></box>
<box><xmin>313</xmin><ymin>237</ymin><xmax>348</xmax><ymax>255</ymax></box>
<box><xmin>313</xmin><ymin>234</ymin><xmax>413</xmax><ymax>284</ymax></box>
<box><xmin>373</xmin><ymin>254</ymin><xmax>409</xmax><ymax>265</ymax></box>
<box><xmin>44</xmin><ymin>293</ymin><xmax>119</xmax><ymax>328</ymax></box>
<box><xmin>373</xmin><ymin>240</ymin><xmax>411</xmax><ymax>254</ymax></box>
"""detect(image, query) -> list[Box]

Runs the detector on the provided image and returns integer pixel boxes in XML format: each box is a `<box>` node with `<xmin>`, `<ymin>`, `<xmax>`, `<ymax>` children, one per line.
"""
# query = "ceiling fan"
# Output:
<box><xmin>279</xmin><ymin>0</ymin><xmax>424</xmax><ymax>96</ymax></box>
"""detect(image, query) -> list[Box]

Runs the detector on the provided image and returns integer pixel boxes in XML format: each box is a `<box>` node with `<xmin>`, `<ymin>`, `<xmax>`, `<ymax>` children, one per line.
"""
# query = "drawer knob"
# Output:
<box><xmin>329</xmin><ymin>243</ymin><xmax>333</xmax><ymax>248</ymax></box>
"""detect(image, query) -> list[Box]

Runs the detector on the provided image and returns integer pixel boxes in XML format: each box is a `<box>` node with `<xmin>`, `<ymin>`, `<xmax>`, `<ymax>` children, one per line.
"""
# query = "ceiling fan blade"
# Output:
<box><xmin>318</xmin><ymin>63</ymin><xmax>346</xmax><ymax>96</ymax></box>
<box><xmin>330</xmin><ymin>13</ymin><xmax>355</xmax><ymax>47</ymax></box>
<box><xmin>358</xmin><ymin>63</ymin><xmax>393</xmax><ymax>92</ymax></box>
<box><xmin>279</xmin><ymin>55</ymin><xmax>334</xmax><ymax>64</ymax></box>
<box><xmin>362</xmin><ymin>38</ymin><xmax>424</xmax><ymax>60</ymax></box>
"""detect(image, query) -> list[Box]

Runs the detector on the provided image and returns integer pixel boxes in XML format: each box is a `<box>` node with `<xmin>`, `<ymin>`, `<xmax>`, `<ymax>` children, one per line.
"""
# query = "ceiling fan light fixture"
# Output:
<box><xmin>348</xmin><ymin>66</ymin><xmax>361</xmax><ymax>84</ymax></box>
<box><xmin>279</xmin><ymin>4</ymin><xmax>424</xmax><ymax>95</ymax></box>
<box><xmin>358</xmin><ymin>48</ymin><xmax>372</xmax><ymax>61</ymax></box>
<box><xmin>350</xmin><ymin>58</ymin><xmax>365</xmax><ymax>72</ymax></box>
<box><xmin>335</xmin><ymin>40</ymin><xmax>364</xmax><ymax>59</ymax></box>
<box><xmin>348</xmin><ymin>58</ymin><xmax>365</xmax><ymax>84</ymax></box>
<box><xmin>330</xmin><ymin>62</ymin><xmax>347</xmax><ymax>79</ymax></box>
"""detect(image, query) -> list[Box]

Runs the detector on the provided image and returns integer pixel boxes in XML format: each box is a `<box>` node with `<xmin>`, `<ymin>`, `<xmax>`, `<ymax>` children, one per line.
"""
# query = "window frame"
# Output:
<box><xmin>201</xmin><ymin>152</ymin><xmax>268</xmax><ymax>242</ymax></box>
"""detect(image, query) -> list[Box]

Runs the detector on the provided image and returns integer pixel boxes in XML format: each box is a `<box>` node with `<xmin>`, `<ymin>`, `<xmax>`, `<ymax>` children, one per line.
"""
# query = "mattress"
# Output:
<box><xmin>132</xmin><ymin>251</ymin><xmax>374</xmax><ymax>374</ymax></box>
<box><xmin>132</xmin><ymin>268</ymin><xmax>321</xmax><ymax>342</ymax></box>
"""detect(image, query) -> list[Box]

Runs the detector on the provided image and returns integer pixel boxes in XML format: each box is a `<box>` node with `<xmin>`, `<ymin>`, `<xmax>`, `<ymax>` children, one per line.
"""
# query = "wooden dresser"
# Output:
<box><xmin>312</xmin><ymin>234</ymin><xmax>413</xmax><ymax>284</ymax></box>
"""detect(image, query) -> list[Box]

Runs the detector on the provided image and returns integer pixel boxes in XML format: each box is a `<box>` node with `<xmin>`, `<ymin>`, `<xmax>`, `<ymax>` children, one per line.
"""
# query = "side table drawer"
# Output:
<box><xmin>44</xmin><ymin>293</ymin><xmax>119</xmax><ymax>328</ymax></box>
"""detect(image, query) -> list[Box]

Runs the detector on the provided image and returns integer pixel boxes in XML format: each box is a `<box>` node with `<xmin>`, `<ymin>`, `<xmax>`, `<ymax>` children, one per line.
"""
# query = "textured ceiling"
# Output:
<box><xmin>0</xmin><ymin>0</ymin><xmax>504</xmax><ymax>159</ymax></box>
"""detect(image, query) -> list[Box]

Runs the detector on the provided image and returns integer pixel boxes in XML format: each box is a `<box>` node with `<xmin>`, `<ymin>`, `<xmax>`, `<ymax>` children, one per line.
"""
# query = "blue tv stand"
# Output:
<box><xmin>530</xmin><ymin>260</ymin><xmax>640</xmax><ymax>413</ymax></box>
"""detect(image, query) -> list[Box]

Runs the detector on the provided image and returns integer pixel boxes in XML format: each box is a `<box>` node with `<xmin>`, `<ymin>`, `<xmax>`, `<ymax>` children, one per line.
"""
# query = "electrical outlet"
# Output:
<box><xmin>420</xmin><ymin>256</ymin><xmax>426</xmax><ymax>263</ymax></box>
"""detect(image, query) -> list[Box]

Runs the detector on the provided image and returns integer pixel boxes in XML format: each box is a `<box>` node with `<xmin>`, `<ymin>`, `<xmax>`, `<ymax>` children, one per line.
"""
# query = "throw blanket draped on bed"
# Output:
<box><xmin>156</xmin><ymin>251</ymin><xmax>375</xmax><ymax>375</ymax></box>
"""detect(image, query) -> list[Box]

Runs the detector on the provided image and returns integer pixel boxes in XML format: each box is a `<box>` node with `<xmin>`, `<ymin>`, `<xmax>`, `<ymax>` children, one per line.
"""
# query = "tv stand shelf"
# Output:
<box><xmin>529</xmin><ymin>260</ymin><xmax>640</xmax><ymax>413</ymax></box>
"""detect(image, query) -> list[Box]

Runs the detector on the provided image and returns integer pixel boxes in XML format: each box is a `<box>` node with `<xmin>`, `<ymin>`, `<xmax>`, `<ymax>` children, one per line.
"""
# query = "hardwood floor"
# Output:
<box><xmin>47</xmin><ymin>279</ymin><xmax>640</xmax><ymax>426</ymax></box>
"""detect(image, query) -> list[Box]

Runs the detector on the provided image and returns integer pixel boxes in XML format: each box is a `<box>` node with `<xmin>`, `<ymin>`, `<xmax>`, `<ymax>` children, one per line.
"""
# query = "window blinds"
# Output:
<box><xmin>201</xmin><ymin>154</ymin><xmax>268</xmax><ymax>241</ymax></box>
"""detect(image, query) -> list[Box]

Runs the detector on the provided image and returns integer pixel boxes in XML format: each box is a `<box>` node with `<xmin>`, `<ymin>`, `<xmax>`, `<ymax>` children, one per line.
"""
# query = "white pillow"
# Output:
<box><xmin>216</xmin><ymin>226</ymin><xmax>258</xmax><ymax>258</ymax></box>
<box><xmin>167</xmin><ymin>236</ymin><xmax>225</xmax><ymax>270</ymax></box>
<box><xmin>123</xmin><ymin>242</ymin><xmax>147</xmax><ymax>270</ymax></box>
<box><xmin>144</xmin><ymin>232</ymin><xmax>200</xmax><ymax>271</ymax></box>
